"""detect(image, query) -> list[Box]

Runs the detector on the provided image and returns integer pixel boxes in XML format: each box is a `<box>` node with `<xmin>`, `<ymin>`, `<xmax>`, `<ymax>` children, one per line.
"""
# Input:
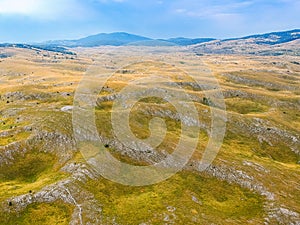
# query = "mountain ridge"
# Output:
<box><xmin>223</xmin><ymin>29</ymin><xmax>300</xmax><ymax>45</ymax></box>
<box><xmin>40</xmin><ymin>29</ymin><xmax>300</xmax><ymax>47</ymax></box>
<box><xmin>0</xmin><ymin>29</ymin><xmax>299</xmax><ymax>54</ymax></box>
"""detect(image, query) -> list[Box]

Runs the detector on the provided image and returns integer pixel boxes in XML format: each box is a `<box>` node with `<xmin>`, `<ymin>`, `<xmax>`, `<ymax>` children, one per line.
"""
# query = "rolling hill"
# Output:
<box><xmin>224</xmin><ymin>29</ymin><xmax>300</xmax><ymax>45</ymax></box>
<box><xmin>0</xmin><ymin>45</ymin><xmax>299</xmax><ymax>224</ymax></box>
<box><xmin>192</xmin><ymin>29</ymin><xmax>300</xmax><ymax>56</ymax></box>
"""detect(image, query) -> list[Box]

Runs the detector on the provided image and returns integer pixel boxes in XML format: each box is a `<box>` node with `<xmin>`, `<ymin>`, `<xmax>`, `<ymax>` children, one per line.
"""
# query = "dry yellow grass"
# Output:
<box><xmin>0</xmin><ymin>46</ymin><xmax>299</xmax><ymax>224</ymax></box>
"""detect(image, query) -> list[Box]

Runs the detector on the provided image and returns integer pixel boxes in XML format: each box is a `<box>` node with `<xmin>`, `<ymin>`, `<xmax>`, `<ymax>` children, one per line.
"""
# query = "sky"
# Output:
<box><xmin>0</xmin><ymin>0</ymin><xmax>299</xmax><ymax>43</ymax></box>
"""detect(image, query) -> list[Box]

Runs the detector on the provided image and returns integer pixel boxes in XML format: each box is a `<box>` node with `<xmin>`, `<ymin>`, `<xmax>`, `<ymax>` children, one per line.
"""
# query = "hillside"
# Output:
<box><xmin>192</xmin><ymin>29</ymin><xmax>300</xmax><ymax>56</ymax></box>
<box><xmin>224</xmin><ymin>29</ymin><xmax>300</xmax><ymax>45</ymax></box>
<box><xmin>0</xmin><ymin>45</ymin><xmax>299</xmax><ymax>224</ymax></box>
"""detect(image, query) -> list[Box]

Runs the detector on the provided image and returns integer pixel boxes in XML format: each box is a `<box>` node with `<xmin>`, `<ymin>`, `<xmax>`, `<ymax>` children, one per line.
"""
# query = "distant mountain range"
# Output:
<box><xmin>44</xmin><ymin>32</ymin><xmax>152</xmax><ymax>47</ymax></box>
<box><xmin>40</xmin><ymin>29</ymin><xmax>299</xmax><ymax>47</ymax></box>
<box><xmin>42</xmin><ymin>32</ymin><xmax>217</xmax><ymax>47</ymax></box>
<box><xmin>0</xmin><ymin>29</ymin><xmax>299</xmax><ymax>55</ymax></box>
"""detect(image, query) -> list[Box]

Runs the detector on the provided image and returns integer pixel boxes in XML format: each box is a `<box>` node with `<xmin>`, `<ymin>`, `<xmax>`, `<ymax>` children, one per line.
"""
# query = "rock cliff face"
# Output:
<box><xmin>0</xmin><ymin>46</ymin><xmax>299</xmax><ymax>224</ymax></box>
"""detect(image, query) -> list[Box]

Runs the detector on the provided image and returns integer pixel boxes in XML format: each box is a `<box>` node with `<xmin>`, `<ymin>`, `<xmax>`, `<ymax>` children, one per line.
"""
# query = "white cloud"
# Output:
<box><xmin>0</xmin><ymin>0</ymin><xmax>88</xmax><ymax>20</ymax></box>
<box><xmin>0</xmin><ymin>0</ymin><xmax>38</xmax><ymax>15</ymax></box>
<box><xmin>173</xmin><ymin>0</ymin><xmax>255</xmax><ymax>18</ymax></box>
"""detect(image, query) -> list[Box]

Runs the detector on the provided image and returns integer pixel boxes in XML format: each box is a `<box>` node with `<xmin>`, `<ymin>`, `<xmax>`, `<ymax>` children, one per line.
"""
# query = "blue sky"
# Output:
<box><xmin>0</xmin><ymin>0</ymin><xmax>299</xmax><ymax>42</ymax></box>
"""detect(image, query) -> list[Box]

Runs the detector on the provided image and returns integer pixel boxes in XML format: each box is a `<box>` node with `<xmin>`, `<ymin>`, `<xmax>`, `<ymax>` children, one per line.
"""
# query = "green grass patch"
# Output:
<box><xmin>139</xmin><ymin>97</ymin><xmax>168</xmax><ymax>104</ymax></box>
<box><xmin>0</xmin><ymin>172</ymin><xmax>68</xmax><ymax>202</ymax></box>
<box><xmin>223</xmin><ymin>130</ymin><xmax>300</xmax><ymax>164</ymax></box>
<box><xmin>225</xmin><ymin>98</ymin><xmax>268</xmax><ymax>114</ymax></box>
<box><xmin>0</xmin><ymin>150</ymin><xmax>57</xmax><ymax>183</ymax></box>
<box><xmin>84</xmin><ymin>171</ymin><xmax>265</xmax><ymax>224</ymax></box>
<box><xmin>0</xmin><ymin>132</ymin><xmax>31</xmax><ymax>146</ymax></box>
<box><xmin>0</xmin><ymin>201</ymin><xmax>74</xmax><ymax>225</ymax></box>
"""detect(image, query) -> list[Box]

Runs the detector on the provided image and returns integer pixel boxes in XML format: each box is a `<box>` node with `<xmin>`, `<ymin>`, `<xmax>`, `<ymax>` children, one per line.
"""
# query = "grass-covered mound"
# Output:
<box><xmin>84</xmin><ymin>171</ymin><xmax>265</xmax><ymax>224</ymax></box>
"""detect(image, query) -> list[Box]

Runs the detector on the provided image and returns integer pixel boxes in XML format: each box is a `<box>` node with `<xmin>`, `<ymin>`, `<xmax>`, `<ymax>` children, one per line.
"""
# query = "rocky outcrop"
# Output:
<box><xmin>3</xmin><ymin>162</ymin><xmax>102</xmax><ymax>225</ymax></box>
